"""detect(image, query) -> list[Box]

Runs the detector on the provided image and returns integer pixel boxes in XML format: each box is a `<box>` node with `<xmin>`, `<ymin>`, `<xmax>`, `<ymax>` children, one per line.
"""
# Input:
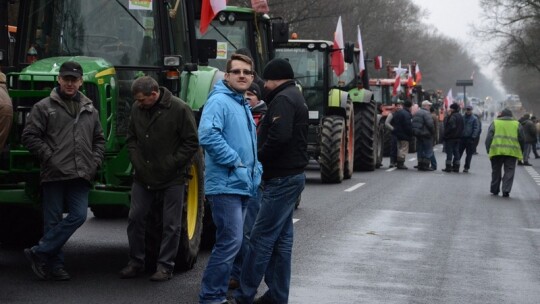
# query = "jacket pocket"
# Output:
<box><xmin>227</xmin><ymin>166</ymin><xmax>250</xmax><ymax>192</ymax></box>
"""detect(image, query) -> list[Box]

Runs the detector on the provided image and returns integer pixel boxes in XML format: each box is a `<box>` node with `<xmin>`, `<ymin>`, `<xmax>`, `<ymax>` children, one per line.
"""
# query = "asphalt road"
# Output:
<box><xmin>2</xmin><ymin>121</ymin><xmax>540</xmax><ymax>304</ymax></box>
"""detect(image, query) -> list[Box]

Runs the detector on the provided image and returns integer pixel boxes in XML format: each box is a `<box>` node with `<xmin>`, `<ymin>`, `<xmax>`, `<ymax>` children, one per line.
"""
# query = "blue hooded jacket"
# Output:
<box><xmin>198</xmin><ymin>80</ymin><xmax>262</xmax><ymax>196</ymax></box>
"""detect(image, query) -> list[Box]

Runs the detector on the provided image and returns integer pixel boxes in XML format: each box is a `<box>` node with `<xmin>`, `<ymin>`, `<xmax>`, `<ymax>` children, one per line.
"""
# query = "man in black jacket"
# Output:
<box><xmin>391</xmin><ymin>100</ymin><xmax>414</xmax><ymax>169</ymax></box>
<box><xmin>442</xmin><ymin>103</ymin><xmax>464</xmax><ymax>172</ymax></box>
<box><xmin>22</xmin><ymin>61</ymin><xmax>105</xmax><ymax>281</ymax></box>
<box><xmin>235</xmin><ymin>58</ymin><xmax>308</xmax><ymax>304</ymax></box>
<box><xmin>119</xmin><ymin>76</ymin><xmax>199</xmax><ymax>281</ymax></box>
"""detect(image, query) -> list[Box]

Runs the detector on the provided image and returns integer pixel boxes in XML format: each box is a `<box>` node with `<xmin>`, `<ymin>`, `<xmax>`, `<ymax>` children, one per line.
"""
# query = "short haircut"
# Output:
<box><xmin>226</xmin><ymin>54</ymin><xmax>253</xmax><ymax>73</ymax></box>
<box><xmin>131</xmin><ymin>76</ymin><xmax>159</xmax><ymax>96</ymax></box>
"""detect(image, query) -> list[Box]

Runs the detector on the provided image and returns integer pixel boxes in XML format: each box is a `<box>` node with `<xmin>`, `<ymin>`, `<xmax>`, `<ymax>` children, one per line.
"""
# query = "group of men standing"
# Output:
<box><xmin>19</xmin><ymin>55</ymin><xmax>308</xmax><ymax>304</ymax></box>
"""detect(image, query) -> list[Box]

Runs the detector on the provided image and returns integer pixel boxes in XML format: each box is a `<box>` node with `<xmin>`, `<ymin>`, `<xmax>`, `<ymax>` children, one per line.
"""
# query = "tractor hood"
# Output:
<box><xmin>21</xmin><ymin>56</ymin><xmax>115</xmax><ymax>80</ymax></box>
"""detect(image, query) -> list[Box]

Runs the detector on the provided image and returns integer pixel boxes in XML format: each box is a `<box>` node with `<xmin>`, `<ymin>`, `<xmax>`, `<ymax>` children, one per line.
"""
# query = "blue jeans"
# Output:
<box><xmin>200</xmin><ymin>194</ymin><xmax>248</xmax><ymax>304</ymax></box>
<box><xmin>235</xmin><ymin>173</ymin><xmax>305</xmax><ymax>304</ymax></box>
<box><xmin>33</xmin><ymin>178</ymin><xmax>90</xmax><ymax>270</ymax></box>
<box><xmin>231</xmin><ymin>187</ymin><xmax>262</xmax><ymax>281</ymax></box>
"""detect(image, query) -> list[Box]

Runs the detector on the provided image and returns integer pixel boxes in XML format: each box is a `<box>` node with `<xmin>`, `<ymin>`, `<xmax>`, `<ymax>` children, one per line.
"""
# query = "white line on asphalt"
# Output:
<box><xmin>408</xmin><ymin>158</ymin><xmax>416</xmax><ymax>162</ymax></box>
<box><xmin>524</xmin><ymin>167</ymin><xmax>540</xmax><ymax>186</ymax></box>
<box><xmin>293</xmin><ymin>218</ymin><xmax>299</xmax><ymax>224</ymax></box>
<box><xmin>344</xmin><ymin>183</ymin><xmax>365</xmax><ymax>192</ymax></box>
<box><xmin>386</xmin><ymin>167</ymin><xmax>397</xmax><ymax>172</ymax></box>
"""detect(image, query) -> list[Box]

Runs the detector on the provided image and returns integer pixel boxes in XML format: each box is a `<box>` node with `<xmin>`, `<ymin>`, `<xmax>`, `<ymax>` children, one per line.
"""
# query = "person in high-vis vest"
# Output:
<box><xmin>485</xmin><ymin>108</ymin><xmax>524</xmax><ymax>197</ymax></box>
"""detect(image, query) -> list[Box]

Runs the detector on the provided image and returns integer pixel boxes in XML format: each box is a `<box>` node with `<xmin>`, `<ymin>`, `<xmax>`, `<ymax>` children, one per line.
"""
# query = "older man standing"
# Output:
<box><xmin>412</xmin><ymin>100</ymin><xmax>435</xmax><ymax>171</ymax></box>
<box><xmin>234</xmin><ymin>58</ymin><xmax>309</xmax><ymax>304</ymax></box>
<box><xmin>442</xmin><ymin>103</ymin><xmax>464</xmax><ymax>172</ymax></box>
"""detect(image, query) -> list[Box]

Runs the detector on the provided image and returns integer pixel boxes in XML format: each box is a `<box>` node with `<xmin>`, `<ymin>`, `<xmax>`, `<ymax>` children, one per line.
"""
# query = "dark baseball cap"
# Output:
<box><xmin>59</xmin><ymin>61</ymin><xmax>83</xmax><ymax>78</ymax></box>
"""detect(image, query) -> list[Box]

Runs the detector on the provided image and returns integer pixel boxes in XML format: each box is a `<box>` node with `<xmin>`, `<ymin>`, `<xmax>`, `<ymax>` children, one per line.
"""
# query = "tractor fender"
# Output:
<box><xmin>348</xmin><ymin>87</ymin><xmax>373</xmax><ymax>104</ymax></box>
<box><xmin>326</xmin><ymin>88</ymin><xmax>348</xmax><ymax>118</ymax></box>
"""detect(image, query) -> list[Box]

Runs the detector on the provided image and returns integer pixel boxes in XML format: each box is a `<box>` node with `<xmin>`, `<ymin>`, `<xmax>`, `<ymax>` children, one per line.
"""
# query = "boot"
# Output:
<box><xmin>416</xmin><ymin>161</ymin><xmax>423</xmax><ymax>171</ymax></box>
<box><xmin>397</xmin><ymin>161</ymin><xmax>408</xmax><ymax>170</ymax></box>
<box><xmin>442</xmin><ymin>163</ymin><xmax>452</xmax><ymax>172</ymax></box>
<box><xmin>422</xmin><ymin>159</ymin><xmax>434</xmax><ymax>171</ymax></box>
<box><xmin>452</xmin><ymin>164</ymin><xmax>460</xmax><ymax>172</ymax></box>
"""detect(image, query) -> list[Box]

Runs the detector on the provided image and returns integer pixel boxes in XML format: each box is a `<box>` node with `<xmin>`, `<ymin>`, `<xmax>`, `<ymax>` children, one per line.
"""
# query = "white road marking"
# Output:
<box><xmin>524</xmin><ymin>167</ymin><xmax>540</xmax><ymax>185</ymax></box>
<box><xmin>344</xmin><ymin>183</ymin><xmax>365</xmax><ymax>192</ymax></box>
<box><xmin>408</xmin><ymin>158</ymin><xmax>416</xmax><ymax>162</ymax></box>
<box><xmin>386</xmin><ymin>167</ymin><xmax>397</xmax><ymax>172</ymax></box>
<box><xmin>293</xmin><ymin>218</ymin><xmax>299</xmax><ymax>224</ymax></box>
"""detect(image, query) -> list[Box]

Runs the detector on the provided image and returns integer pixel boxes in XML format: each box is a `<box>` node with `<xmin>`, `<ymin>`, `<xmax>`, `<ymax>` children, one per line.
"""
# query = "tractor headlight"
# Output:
<box><xmin>164</xmin><ymin>55</ymin><xmax>182</xmax><ymax>67</ymax></box>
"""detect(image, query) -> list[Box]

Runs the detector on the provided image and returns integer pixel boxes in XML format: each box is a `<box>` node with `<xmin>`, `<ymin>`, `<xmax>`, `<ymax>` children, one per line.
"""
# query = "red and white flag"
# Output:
<box><xmin>444</xmin><ymin>88</ymin><xmax>453</xmax><ymax>109</ymax></box>
<box><xmin>374</xmin><ymin>56</ymin><xmax>383</xmax><ymax>70</ymax></box>
<box><xmin>357</xmin><ymin>25</ymin><xmax>365</xmax><ymax>77</ymax></box>
<box><xmin>331</xmin><ymin>16</ymin><xmax>345</xmax><ymax>77</ymax></box>
<box><xmin>415</xmin><ymin>63</ymin><xmax>422</xmax><ymax>84</ymax></box>
<box><xmin>251</xmin><ymin>0</ymin><xmax>269</xmax><ymax>13</ymax></box>
<box><xmin>200</xmin><ymin>0</ymin><xmax>227</xmax><ymax>35</ymax></box>
<box><xmin>392</xmin><ymin>61</ymin><xmax>405</xmax><ymax>96</ymax></box>
<box><xmin>407</xmin><ymin>65</ymin><xmax>414</xmax><ymax>87</ymax></box>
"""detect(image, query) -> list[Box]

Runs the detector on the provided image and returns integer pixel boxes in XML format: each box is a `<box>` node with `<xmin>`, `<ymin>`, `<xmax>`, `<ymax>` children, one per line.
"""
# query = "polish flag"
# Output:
<box><xmin>415</xmin><ymin>63</ymin><xmax>422</xmax><ymax>84</ymax></box>
<box><xmin>392</xmin><ymin>61</ymin><xmax>405</xmax><ymax>96</ymax></box>
<box><xmin>331</xmin><ymin>16</ymin><xmax>345</xmax><ymax>77</ymax></box>
<box><xmin>200</xmin><ymin>0</ymin><xmax>227</xmax><ymax>35</ymax></box>
<box><xmin>407</xmin><ymin>65</ymin><xmax>414</xmax><ymax>87</ymax></box>
<box><xmin>444</xmin><ymin>88</ymin><xmax>453</xmax><ymax>109</ymax></box>
<box><xmin>357</xmin><ymin>25</ymin><xmax>365</xmax><ymax>77</ymax></box>
<box><xmin>251</xmin><ymin>0</ymin><xmax>269</xmax><ymax>13</ymax></box>
<box><xmin>374</xmin><ymin>56</ymin><xmax>383</xmax><ymax>70</ymax></box>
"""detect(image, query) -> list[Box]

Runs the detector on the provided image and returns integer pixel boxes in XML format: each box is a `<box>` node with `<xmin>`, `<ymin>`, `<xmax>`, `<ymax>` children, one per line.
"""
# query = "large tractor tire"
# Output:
<box><xmin>353</xmin><ymin>101</ymin><xmax>378</xmax><ymax>171</ymax></box>
<box><xmin>145</xmin><ymin>150</ymin><xmax>205</xmax><ymax>272</ymax></box>
<box><xmin>343</xmin><ymin>101</ymin><xmax>355</xmax><ymax>179</ymax></box>
<box><xmin>175</xmin><ymin>150</ymin><xmax>205</xmax><ymax>271</ymax></box>
<box><xmin>319</xmin><ymin>115</ymin><xmax>345</xmax><ymax>183</ymax></box>
<box><xmin>0</xmin><ymin>206</ymin><xmax>42</xmax><ymax>248</ymax></box>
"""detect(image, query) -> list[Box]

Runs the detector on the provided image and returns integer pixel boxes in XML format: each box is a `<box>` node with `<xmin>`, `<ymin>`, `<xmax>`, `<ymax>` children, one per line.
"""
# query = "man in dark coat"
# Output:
<box><xmin>442</xmin><ymin>103</ymin><xmax>464</xmax><ymax>172</ymax></box>
<box><xmin>412</xmin><ymin>100</ymin><xmax>435</xmax><ymax>171</ymax></box>
<box><xmin>119</xmin><ymin>76</ymin><xmax>199</xmax><ymax>281</ymax></box>
<box><xmin>391</xmin><ymin>100</ymin><xmax>414</xmax><ymax>169</ymax></box>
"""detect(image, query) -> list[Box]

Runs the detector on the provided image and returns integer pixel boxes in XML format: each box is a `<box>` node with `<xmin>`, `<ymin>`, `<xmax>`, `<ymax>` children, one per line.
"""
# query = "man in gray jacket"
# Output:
<box><xmin>412</xmin><ymin>100</ymin><xmax>435</xmax><ymax>171</ymax></box>
<box><xmin>22</xmin><ymin>61</ymin><xmax>105</xmax><ymax>281</ymax></box>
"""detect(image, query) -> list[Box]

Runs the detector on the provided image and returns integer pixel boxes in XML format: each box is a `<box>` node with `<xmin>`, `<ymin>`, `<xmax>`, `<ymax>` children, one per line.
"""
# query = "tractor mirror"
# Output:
<box><xmin>196</xmin><ymin>39</ymin><xmax>217</xmax><ymax>66</ymax></box>
<box><xmin>272</xmin><ymin>21</ymin><xmax>289</xmax><ymax>44</ymax></box>
<box><xmin>344</xmin><ymin>42</ymin><xmax>354</xmax><ymax>64</ymax></box>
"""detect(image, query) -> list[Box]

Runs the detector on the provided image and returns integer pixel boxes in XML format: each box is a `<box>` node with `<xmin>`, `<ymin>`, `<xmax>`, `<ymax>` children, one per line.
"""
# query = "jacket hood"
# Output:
<box><xmin>208</xmin><ymin>80</ymin><xmax>246</xmax><ymax>106</ymax></box>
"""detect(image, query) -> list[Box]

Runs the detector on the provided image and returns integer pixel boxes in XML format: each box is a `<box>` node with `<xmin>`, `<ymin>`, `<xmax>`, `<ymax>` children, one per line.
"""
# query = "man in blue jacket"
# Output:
<box><xmin>198</xmin><ymin>53</ymin><xmax>262</xmax><ymax>304</ymax></box>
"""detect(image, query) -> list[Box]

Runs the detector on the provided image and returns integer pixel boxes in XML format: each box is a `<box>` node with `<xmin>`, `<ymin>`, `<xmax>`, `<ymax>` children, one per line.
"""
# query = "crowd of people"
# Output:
<box><xmin>385</xmin><ymin>98</ymin><xmax>536</xmax><ymax>197</ymax></box>
<box><xmin>15</xmin><ymin>55</ymin><xmax>308</xmax><ymax>304</ymax></box>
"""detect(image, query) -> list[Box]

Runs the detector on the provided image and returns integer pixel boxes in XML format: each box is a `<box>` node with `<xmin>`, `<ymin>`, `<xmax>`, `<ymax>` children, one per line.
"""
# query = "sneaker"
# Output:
<box><xmin>149</xmin><ymin>269</ymin><xmax>173</xmax><ymax>281</ymax></box>
<box><xmin>502</xmin><ymin>192</ymin><xmax>510</xmax><ymax>197</ymax></box>
<box><xmin>24</xmin><ymin>248</ymin><xmax>48</xmax><ymax>280</ymax></box>
<box><xmin>51</xmin><ymin>267</ymin><xmax>71</xmax><ymax>281</ymax></box>
<box><xmin>119</xmin><ymin>264</ymin><xmax>143</xmax><ymax>279</ymax></box>
<box><xmin>228</xmin><ymin>278</ymin><xmax>240</xmax><ymax>290</ymax></box>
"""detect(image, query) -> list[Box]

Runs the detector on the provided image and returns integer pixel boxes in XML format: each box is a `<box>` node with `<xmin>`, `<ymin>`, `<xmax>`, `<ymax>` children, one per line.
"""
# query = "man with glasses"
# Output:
<box><xmin>459</xmin><ymin>105</ymin><xmax>480</xmax><ymax>172</ymax></box>
<box><xmin>198</xmin><ymin>54</ymin><xmax>262</xmax><ymax>304</ymax></box>
<box><xmin>22</xmin><ymin>61</ymin><xmax>105</xmax><ymax>281</ymax></box>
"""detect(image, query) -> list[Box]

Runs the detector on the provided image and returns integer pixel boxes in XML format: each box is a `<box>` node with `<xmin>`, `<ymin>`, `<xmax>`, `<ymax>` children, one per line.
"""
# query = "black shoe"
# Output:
<box><xmin>463</xmin><ymin>168</ymin><xmax>469</xmax><ymax>173</ymax></box>
<box><xmin>24</xmin><ymin>248</ymin><xmax>48</xmax><ymax>280</ymax></box>
<box><xmin>149</xmin><ymin>269</ymin><xmax>173</xmax><ymax>281</ymax></box>
<box><xmin>119</xmin><ymin>264</ymin><xmax>143</xmax><ymax>279</ymax></box>
<box><xmin>518</xmin><ymin>161</ymin><xmax>523</xmax><ymax>165</ymax></box>
<box><xmin>523</xmin><ymin>162</ymin><xmax>532</xmax><ymax>166</ymax></box>
<box><xmin>502</xmin><ymin>192</ymin><xmax>510</xmax><ymax>197</ymax></box>
<box><xmin>51</xmin><ymin>267</ymin><xmax>71</xmax><ymax>281</ymax></box>
<box><xmin>491</xmin><ymin>191</ymin><xmax>499</xmax><ymax>196</ymax></box>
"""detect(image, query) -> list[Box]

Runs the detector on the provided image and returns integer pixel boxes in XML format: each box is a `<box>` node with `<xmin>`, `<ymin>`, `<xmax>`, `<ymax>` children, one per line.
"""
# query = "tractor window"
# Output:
<box><xmin>275</xmin><ymin>47</ymin><xmax>325</xmax><ymax>115</ymax></box>
<box><xmin>21</xmin><ymin>0</ymin><xmax>162</xmax><ymax>67</ymax></box>
<box><xmin>195</xmin><ymin>20</ymin><xmax>249</xmax><ymax>71</ymax></box>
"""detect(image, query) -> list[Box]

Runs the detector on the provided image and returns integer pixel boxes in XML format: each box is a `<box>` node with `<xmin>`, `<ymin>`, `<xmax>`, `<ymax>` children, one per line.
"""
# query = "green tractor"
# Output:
<box><xmin>273</xmin><ymin>39</ymin><xmax>379</xmax><ymax>183</ymax></box>
<box><xmin>0</xmin><ymin>0</ymin><xmax>224</xmax><ymax>271</ymax></box>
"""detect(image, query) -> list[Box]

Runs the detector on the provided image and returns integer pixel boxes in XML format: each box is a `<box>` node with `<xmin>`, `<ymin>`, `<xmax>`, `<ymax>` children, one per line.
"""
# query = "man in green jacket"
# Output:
<box><xmin>119</xmin><ymin>76</ymin><xmax>199</xmax><ymax>281</ymax></box>
<box><xmin>485</xmin><ymin>108</ymin><xmax>524</xmax><ymax>197</ymax></box>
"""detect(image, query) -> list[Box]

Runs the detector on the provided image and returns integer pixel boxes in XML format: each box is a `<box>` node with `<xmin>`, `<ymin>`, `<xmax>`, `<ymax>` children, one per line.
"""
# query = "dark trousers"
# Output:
<box><xmin>459</xmin><ymin>138</ymin><xmax>476</xmax><ymax>169</ymax></box>
<box><xmin>445</xmin><ymin>139</ymin><xmax>461</xmax><ymax>165</ymax></box>
<box><xmin>390</xmin><ymin>134</ymin><xmax>398</xmax><ymax>164</ymax></box>
<box><xmin>490</xmin><ymin>156</ymin><xmax>517</xmax><ymax>194</ymax></box>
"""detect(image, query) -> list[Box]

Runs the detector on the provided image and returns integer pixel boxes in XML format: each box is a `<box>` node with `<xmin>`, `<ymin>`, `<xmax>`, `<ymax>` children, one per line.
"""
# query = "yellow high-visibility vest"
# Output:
<box><xmin>489</xmin><ymin>119</ymin><xmax>522</xmax><ymax>160</ymax></box>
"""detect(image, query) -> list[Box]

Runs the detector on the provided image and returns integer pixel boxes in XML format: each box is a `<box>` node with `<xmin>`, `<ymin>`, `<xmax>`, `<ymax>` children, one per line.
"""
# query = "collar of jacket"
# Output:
<box><xmin>51</xmin><ymin>87</ymin><xmax>93</xmax><ymax>109</ymax></box>
<box><xmin>264</xmin><ymin>79</ymin><xmax>296</xmax><ymax>103</ymax></box>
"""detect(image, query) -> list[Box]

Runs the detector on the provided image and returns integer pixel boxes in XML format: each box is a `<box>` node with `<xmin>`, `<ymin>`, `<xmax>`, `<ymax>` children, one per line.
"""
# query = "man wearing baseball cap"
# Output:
<box><xmin>22</xmin><ymin>61</ymin><xmax>105</xmax><ymax>281</ymax></box>
<box><xmin>459</xmin><ymin>105</ymin><xmax>480</xmax><ymax>172</ymax></box>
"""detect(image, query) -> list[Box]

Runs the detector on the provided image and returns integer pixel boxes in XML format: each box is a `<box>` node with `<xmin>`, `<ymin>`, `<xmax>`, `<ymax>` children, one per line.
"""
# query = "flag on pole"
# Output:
<box><xmin>374</xmin><ymin>56</ymin><xmax>383</xmax><ymax>70</ymax></box>
<box><xmin>331</xmin><ymin>16</ymin><xmax>345</xmax><ymax>77</ymax></box>
<box><xmin>392</xmin><ymin>61</ymin><xmax>405</xmax><ymax>96</ymax></box>
<box><xmin>357</xmin><ymin>25</ymin><xmax>365</xmax><ymax>77</ymax></box>
<box><xmin>200</xmin><ymin>0</ymin><xmax>227</xmax><ymax>35</ymax></box>
<box><xmin>407</xmin><ymin>65</ymin><xmax>414</xmax><ymax>87</ymax></box>
<box><xmin>251</xmin><ymin>0</ymin><xmax>269</xmax><ymax>13</ymax></box>
<box><xmin>415</xmin><ymin>63</ymin><xmax>422</xmax><ymax>84</ymax></box>
<box><xmin>444</xmin><ymin>88</ymin><xmax>453</xmax><ymax>109</ymax></box>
